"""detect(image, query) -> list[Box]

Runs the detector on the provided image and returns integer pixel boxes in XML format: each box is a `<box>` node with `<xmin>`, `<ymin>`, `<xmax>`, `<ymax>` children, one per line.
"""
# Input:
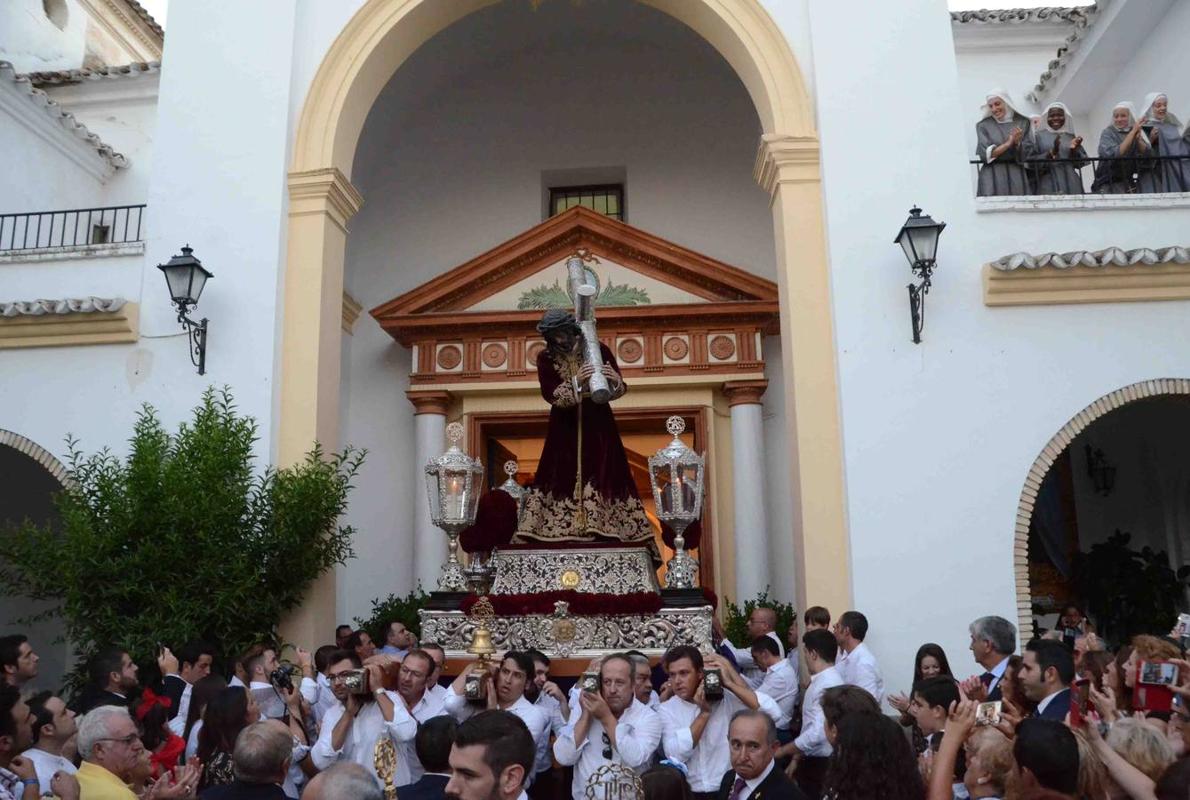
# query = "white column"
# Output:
<box><xmin>408</xmin><ymin>391</ymin><xmax>450</xmax><ymax>591</ymax></box>
<box><xmin>724</xmin><ymin>381</ymin><xmax>772</xmax><ymax>601</ymax></box>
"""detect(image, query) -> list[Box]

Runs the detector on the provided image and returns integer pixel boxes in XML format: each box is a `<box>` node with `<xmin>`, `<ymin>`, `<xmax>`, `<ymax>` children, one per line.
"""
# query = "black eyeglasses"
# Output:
<box><xmin>97</xmin><ymin>734</ymin><xmax>140</xmax><ymax>747</ymax></box>
<box><xmin>602</xmin><ymin>731</ymin><xmax>613</xmax><ymax>759</ymax></box>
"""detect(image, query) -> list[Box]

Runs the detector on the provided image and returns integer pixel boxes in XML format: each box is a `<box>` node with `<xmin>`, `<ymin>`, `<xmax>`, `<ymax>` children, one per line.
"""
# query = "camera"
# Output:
<box><xmin>270</xmin><ymin>664</ymin><xmax>297</xmax><ymax>692</ymax></box>
<box><xmin>703</xmin><ymin>668</ymin><xmax>723</xmax><ymax>701</ymax></box>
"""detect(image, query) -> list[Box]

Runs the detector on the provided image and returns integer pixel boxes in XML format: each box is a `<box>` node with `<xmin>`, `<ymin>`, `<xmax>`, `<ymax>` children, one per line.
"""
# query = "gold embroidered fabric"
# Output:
<box><xmin>514</xmin><ymin>484</ymin><xmax>659</xmax><ymax>561</ymax></box>
<box><xmin>552</xmin><ymin>382</ymin><xmax>578</xmax><ymax>408</ymax></box>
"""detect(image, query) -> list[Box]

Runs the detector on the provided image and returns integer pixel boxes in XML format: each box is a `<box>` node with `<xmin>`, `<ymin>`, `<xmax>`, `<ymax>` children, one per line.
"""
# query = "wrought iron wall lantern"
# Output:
<box><xmin>157</xmin><ymin>245</ymin><xmax>212</xmax><ymax>374</ymax></box>
<box><xmin>1084</xmin><ymin>444</ymin><xmax>1116</xmax><ymax>497</ymax></box>
<box><xmin>893</xmin><ymin>207</ymin><xmax>946</xmax><ymax>344</ymax></box>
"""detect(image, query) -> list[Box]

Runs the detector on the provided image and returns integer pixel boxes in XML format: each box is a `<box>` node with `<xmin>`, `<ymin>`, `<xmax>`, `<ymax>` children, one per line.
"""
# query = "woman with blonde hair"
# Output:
<box><xmin>1107</xmin><ymin>718</ymin><xmax>1176</xmax><ymax>783</ymax></box>
<box><xmin>962</xmin><ymin>727</ymin><xmax>1013</xmax><ymax>799</ymax></box>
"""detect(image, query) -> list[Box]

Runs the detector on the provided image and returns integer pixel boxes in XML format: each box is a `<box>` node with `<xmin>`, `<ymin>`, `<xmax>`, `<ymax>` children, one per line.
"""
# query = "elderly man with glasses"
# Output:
<box><xmin>76</xmin><ymin>705</ymin><xmax>198</xmax><ymax>799</ymax></box>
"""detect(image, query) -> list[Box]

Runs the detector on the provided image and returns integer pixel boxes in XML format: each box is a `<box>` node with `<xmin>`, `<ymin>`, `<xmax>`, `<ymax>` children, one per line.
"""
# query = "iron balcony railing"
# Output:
<box><xmin>0</xmin><ymin>204</ymin><xmax>145</xmax><ymax>252</ymax></box>
<box><xmin>969</xmin><ymin>154</ymin><xmax>1190</xmax><ymax>196</ymax></box>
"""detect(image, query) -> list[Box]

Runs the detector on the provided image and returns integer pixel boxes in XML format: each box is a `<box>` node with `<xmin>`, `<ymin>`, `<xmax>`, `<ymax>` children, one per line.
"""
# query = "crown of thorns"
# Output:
<box><xmin>536</xmin><ymin>309</ymin><xmax>579</xmax><ymax>334</ymax></box>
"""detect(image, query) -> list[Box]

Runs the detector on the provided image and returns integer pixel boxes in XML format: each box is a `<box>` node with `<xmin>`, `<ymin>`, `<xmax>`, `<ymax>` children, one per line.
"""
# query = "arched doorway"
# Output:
<box><xmin>0</xmin><ymin>430</ymin><xmax>71</xmax><ymax>689</ymax></box>
<box><xmin>1014</xmin><ymin>379</ymin><xmax>1190</xmax><ymax>641</ymax></box>
<box><xmin>280</xmin><ymin>0</ymin><xmax>847</xmax><ymax>640</ymax></box>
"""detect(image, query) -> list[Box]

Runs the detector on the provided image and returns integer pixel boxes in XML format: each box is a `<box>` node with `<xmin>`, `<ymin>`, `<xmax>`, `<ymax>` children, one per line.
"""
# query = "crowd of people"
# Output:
<box><xmin>975</xmin><ymin>90</ymin><xmax>1190</xmax><ymax>196</ymax></box>
<box><xmin>3</xmin><ymin>604</ymin><xmax>1190</xmax><ymax>800</ymax></box>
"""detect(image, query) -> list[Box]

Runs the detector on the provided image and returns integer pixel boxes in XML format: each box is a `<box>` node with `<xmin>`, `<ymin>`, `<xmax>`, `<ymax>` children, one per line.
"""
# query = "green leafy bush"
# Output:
<box><xmin>355</xmin><ymin>589</ymin><xmax>431</xmax><ymax>644</ymax></box>
<box><xmin>0</xmin><ymin>387</ymin><xmax>363</xmax><ymax>694</ymax></box>
<box><xmin>722</xmin><ymin>589</ymin><xmax>796</xmax><ymax>649</ymax></box>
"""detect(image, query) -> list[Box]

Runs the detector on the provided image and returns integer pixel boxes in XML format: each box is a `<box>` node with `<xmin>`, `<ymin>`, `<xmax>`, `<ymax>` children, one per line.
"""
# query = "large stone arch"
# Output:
<box><xmin>1013</xmin><ymin>378</ymin><xmax>1190</xmax><ymax>639</ymax></box>
<box><xmin>281</xmin><ymin>0</ymin><xmax>847</xmax><ymax>641</ymax></box>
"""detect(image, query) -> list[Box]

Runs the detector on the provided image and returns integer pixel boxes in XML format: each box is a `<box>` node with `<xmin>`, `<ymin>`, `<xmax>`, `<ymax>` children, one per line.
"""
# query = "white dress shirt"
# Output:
<box><xmin>444</xmin><ymin>691</ymin><xmax>550</xmax><ymax>783</ymax></box>
<box><xmin>427</xmin><ymin>684</ymin><xmax>450</xmax><ymax>704</ymax></box>
<box><xmin>756</xmin><ymin>658</ymin><xmax>799</xmax><ymax>729</ymax></box>
<box><xmin>532</xmin><ymin>692</ymin><xmax>569</xmax><ymax>775</ymax></box>
<box><xmin>398</xmin><ymin>688</ymin><xmax>449</xmax><ymax>783</ymax></box>
<box><xmin>554</xmin><ymin>697</ymin><xmax>662</xmax><ymax>799</ymax></box>
<box><xmin>836</xmin><ymin>642</ymin><xmax>884</xmax><ymax>703</ymax></box>
<box><xmin>165</xmin><ymin>676</ymin><xmax>193</xmax><ymax>736</ymax></box>
<box><xmin>311</xmin><ymin>692</ymin><xmax>419</xmax><ymax>786</ymax></box>
<box><xmin>793</xmin><ymin>665</ymin><xmax>843</xmax><ymax>757</ymax></box>
<box><xmin>725</xmin><ymin>631</ymin><xmax>786</xmax><ymax>687</ymax></box>
<box><xmin>185</xmin><ymin>720</ymin><xmax>202</xmax><ymax>760</ymax></box>
<box><xmin>300</xmin><ymin>673</ymin><xmax>339</xmax><ymax>728</ymax></box>
<box><xmin>23</xmin><ymin>747</ymin><xmax>76</xmax><ymax>794</ymax></box>
<box><xmin>658</xmin><ymin>689</ymin><xmax>782</xmax><ymax>792</ymax></box>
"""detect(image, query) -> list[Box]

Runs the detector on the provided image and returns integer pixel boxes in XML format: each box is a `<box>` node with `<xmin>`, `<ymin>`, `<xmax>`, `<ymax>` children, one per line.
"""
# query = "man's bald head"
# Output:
<box><xmin>304</xmin><ymin>763</ymin><xmax>382</xmax><ymax>800</ymax></box>
<box><xmin>747</xmin><ymin>607</ymin><xmax>778</xmax><ymax>639</ymax></box>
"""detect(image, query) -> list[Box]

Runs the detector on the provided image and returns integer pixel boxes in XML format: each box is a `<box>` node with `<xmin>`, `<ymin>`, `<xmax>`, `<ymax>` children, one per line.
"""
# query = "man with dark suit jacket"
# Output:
<box><xmin>967</xmin><ymin>616</ymin><xmax>1017</xmax><ymax>703</ymax></box>
<box><xmin>717</xmin><ymin>709</ymin><xmax>806</xmax><ymax>800</ymax></box>
<box><xmin>199</xmin><ymin>720</ymin><xmax>296</xmax><ymax>799</ymax></box>
<box><xmin>397</xmin><ymin>715</ymin><xmax>456</xmax><ymax>800</ymax></box>
<box><xmin>74</xmin><ymin>648</ymin><xmax>141</xmax><ymax>714</ymax></box>
<box><xmin>162</xmin><ymin>641</ymin><xmax>215</xmax><ymax>732</ymax></box>
<box><xmin>1020</xmin><ymin>639</ymin><xmax>1074</xmax><ymax>722</ymax></box>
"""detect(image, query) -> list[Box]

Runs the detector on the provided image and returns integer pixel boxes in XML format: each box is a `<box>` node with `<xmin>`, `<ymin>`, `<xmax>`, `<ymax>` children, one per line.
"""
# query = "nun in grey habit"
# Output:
<box><xmin>1093</xmin><ymin>101</ymin><xmax>1153</xmax><ymax>194</ymax></box>
<box><xmin>1140</xmin><ymin>92</ymin><xmax>1189</xmax><ymax>192</ymax></box>
<box><xmin>1024</xmin><ymin>102</ymin><xmax>1088</xmax><ymax>194</ymax></box>
<box><xmin>975</xmin><ymin>90</ymin><xmax>1031</xmax><ymax>196</ymax></box>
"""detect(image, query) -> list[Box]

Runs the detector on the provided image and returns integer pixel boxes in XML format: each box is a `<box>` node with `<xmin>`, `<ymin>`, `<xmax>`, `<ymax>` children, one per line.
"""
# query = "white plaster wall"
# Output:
<box><xmin>0</xmin><ymin>116</ymin><xmax>107</xmax><ymax>216</ymax></box>
<box><xmin>761</xmin><ymin>335</ymin><xmax>797</xmax><ymax>605</ymax></box>
<box><xmin>43</xmin><ymin>74</ymin><xmax>159</xmax><ymax>209</ymax></box>
<box><xmin>811</xmin><ymin>0</ymin><xmax>1190</xmax><ymax>690</ymax></box>
<box><xmin>0</xmin><ymin>0</ymin><xmax>88</xmax><ymax>73</ymax></box>
<box><xmin>1084</xmin><ymin>1</ymin><xmax>1190</xmax><ymax>139</ymax></box>
<box><xmin>338</xmin><ymin>0</ymin><xmax>778</xmax><ymax>618</ymax></box>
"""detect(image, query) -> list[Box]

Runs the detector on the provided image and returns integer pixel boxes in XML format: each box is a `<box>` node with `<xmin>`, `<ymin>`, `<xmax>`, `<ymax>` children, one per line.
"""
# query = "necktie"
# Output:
<box><xmin>980</xmin><ymin>672</ymin><xmax>994</xmax><ymax>688</ymax></box>
<box><xmin>728</xmin><ymin>775</ymin><xmax>747</xmax><ymax>800</ymax></box>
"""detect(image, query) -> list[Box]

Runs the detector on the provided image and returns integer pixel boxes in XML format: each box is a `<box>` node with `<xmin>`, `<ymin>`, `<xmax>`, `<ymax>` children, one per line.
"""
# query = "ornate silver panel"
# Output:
<box><xmin>419</xmin><ymin>606</ymin><xmax>712</xmax><ymax>659</ymax></box>
<box><xmin>488</xmin><ymin>547</ymin><xmax>661</xmax><ymax>595</ymax></box>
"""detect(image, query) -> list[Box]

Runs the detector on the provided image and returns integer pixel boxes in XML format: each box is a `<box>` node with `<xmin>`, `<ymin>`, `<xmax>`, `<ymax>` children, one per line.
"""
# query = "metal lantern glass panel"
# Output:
<box><xmin>158</xmin><ymin>245</ymin><xmax>212</xmax><ymax>307</ymax></box>
<box><xmin>894</xmin><ymin>207</ymin><xmax>945</xmax><ymax>269</ymax></box>
<box><xmin>648</xmin><ymin>416</ymin><xmax>704</xmax><ymax>589</ymax></box>
<box><xmin>156</xmin><ymin>244</ymin><xmax>213</xmax><ymax>374</ymax></box>
<box><xmin>424</xmin><ymin>422</ymin><xmax>484</xmax><ymax>592</ymax></box>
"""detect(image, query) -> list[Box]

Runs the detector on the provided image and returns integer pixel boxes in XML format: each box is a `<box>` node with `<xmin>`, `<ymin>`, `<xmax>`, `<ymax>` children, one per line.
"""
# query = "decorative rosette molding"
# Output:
<box><xmin>0</xmin><ymin>297</ymin><xmax>128</xmax><ymax>316</ymax></box>
<box><xmin>983</xmin><ymin>245</ymin><xmax>1190</xmax><ymax>306</ymax></box>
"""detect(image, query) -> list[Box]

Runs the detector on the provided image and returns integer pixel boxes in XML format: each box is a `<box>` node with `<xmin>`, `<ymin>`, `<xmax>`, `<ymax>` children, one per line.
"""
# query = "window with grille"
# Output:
<box><xmin>549</xmin><ymin>184</ymin><xmax>624</xmax><ymax>221</ymax></box>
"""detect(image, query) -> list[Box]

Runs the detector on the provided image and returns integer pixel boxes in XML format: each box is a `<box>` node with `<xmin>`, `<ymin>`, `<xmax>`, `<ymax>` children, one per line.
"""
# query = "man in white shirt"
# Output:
<box><xmin>717</xmin><ymin>609</ymin><xmax>785</xmax><ymax>687</ymax></box>
<box><xmin>378</xmin><ymin>622</ymin><xmax>417</xmax><ymax>658</ymax></box>
<box><xmin>749</xmin><ymin>637</ymin><xmax>798</xmax><ymax>735</ymax></box>
<box><xmin>244</xmin><ymin>646</ymin><xmax>288</xmax><ymax>721</ymax></box>
<box><xmin>421</xmin><ymin>643</ymin><xmax>451</xmax><ymax>706</ymax></box>
<box><xmin>446</xmin><ymin>710</ymin><xmax>535</xmax><ymax>800</ymax></box>
<box><xmin>311</xmin><ymin>652</ymin><xmax>418</xmax><ymax>787</ymax></box>
<box><xmin>524</xmin><ymin>649</ymin><xmax>569</xmax><ymax>798</ymax></box>
<box><xmin>0</xmin><ymin>637</ymin><xmax>39</xmax><ymax>691</ymax></box>
<box><xmin>444</xmin><ymin>651</ymin><xmax>550</xmax><ymax>783</ymax></box>
<box><xmin>554</xmin><ymin>653</ymin><xmax>662</xmax><ymax>799</ymax></box>
<box><xmin>299</xmin><ymin>645</ymin><xmax>341</xmax><ymax>729</ymax></box>
<box><xmin>779</xmin><ymin>629</ymin><xmax>843</xmax><ymax>800</ymax></box>
<box><xmin>832</xmin><ymin>611</ymin><xmax>884</xmax><ymax>704</ymax></box>
<box><xmin>162</xmin><ymin>640</ymin><xmax>214</xmax><ymax>736</ymax></box>
<box><xmin>657</xmin><ymin>646</ymin><xmax>782</xmax><ymax>798</ymax></box>
<box><xmin>393</xmin><ymin>649</ymin><xmax>448</xmax><ymax>782</ymax></box>
<box><xmin>627</xmin><ymin>652</ymin><xmax>661</xmax><ymax>711</ymax></box>
<box><xmin>21</xmin><ymin>692</ymin><xmax>76</xmax><ymax>795</ymax></box>
<box><xmin>966</xmin><ymin>615</ymin><xmax>1016</xmax><ymax>702</ymax></box>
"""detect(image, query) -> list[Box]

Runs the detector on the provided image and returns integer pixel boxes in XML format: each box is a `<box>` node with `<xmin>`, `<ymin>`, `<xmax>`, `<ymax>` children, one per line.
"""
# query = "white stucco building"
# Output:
<box><xmin>2</xmin><ymin>0</ymin><xmax>1189</xmax><ymax>688</ymax></box>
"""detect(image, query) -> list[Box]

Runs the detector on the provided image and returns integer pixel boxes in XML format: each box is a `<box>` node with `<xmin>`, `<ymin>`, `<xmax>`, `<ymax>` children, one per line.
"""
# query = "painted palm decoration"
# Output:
<box><xmin>517</xmin><ymin>270</ymin><xmax>650</xmax><ymax>310</ymax></box>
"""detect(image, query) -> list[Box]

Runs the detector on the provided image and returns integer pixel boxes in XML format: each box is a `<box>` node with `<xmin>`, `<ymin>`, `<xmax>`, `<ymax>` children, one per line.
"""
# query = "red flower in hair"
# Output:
<box><xmin>135</xmin><ymin>687</ymin><xmax>172</xmax><ymax>721</ymax></box>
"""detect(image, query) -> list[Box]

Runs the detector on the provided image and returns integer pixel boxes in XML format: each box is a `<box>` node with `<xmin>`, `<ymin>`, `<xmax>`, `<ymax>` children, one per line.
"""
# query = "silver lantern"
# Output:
<box><xmin>425</xmin><ymin>422</ymin><xmax>484</xmax><ymax>592</ymax></box>
<box><xmin>648</xmin><ymin>416</ymin><xmax>704</xmax><ymax>589</ymax></box>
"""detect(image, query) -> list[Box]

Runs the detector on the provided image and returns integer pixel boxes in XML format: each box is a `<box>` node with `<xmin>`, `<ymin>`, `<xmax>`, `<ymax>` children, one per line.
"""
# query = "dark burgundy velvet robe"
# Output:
<box><xmin>514</xmin><ymin>343</ymin><xmax>656</xmax><ymax>556</ymax></box>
